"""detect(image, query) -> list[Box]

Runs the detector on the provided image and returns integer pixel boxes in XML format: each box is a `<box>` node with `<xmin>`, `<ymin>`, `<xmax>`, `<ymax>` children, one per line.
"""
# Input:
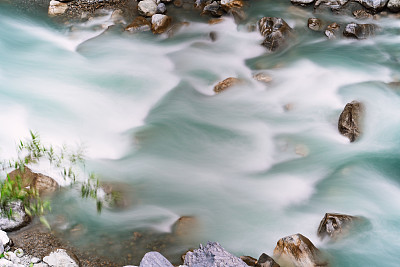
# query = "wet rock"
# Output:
<box><xmin>356</xmin><ymin>0</ymin><xmax>388</xmax><ymax>12</ymax></box>
<box><xmin>221</xmin><ymin>0</ymin><xmax>244</xmax><ymax>11</ymax></box>
<box><xmin>172</xmin><ymin>216</ymin><xmax>197</xmax><ymax>237</ymax></box>
<box><xmin>257</xmin><ymin>253</ymin><xmax>280</xmax><ymax>267</ymax></box>
<box><xmin>0</xmin><ymin>259</ymin><xmax>13</xmax><ymax>266</ymax></box>
<box><xmin>138</xmin><ymin>0</ymin><xmax>158</xmax><ymax>17</ymax></box>
<box><xmin>229</xmin><ymin>7</ymin><xmax>247</xmax><ymax>23</ymax></box>
<box><xmin>324</xmin><ymin>22</ymin><xmax>340</xmax><ymax>39</ymax></box>
<box><xmin>184</xmin><ymin>241</ymin><xmax>248</xmax><ymax>267</ymax></box>
<box><xmin>125</xmin><ymin>17</ymin><xmax>152</xmax><ymax>33</ymax></box>
<box><xmin>253</xmin><ymin>73</ymin><xmax>272</xmax><ymax>84</ymax></box>
<box><xmin>139</xmin><ymin>252</ymin><xmax>173</xmax><ymax>267</ymax></box>
<box><xmin>8</xmin><ymin>167</ymin><xmax>59</xmax><ymax>196</ymax></box>
<box><xmin>202</xmin><ymin>1</ymin><xmax>224</xmax><ymax>16</ymax></box>
<box><xmin>343</xmin><ymin>22</ymin><xmax>376</xmax><ymax>39</ymax></box>
<box><xmin>157</xmin><ymin>3</ymin><xmax>167</xmax><ymax>13</ymax></box>
<box><xmin>317</xmin><ymin>213</ymin><xmax>362</xmax><ymax>240</ymax></box>
<box><xmin>240</xmin><ymin>255</ymin><xmax>257</xmax><ymax>266</ymax></box>
<box><xmin>274</xmin><ymin>234</ymin><xmax>326</xmax><ymax>267</ymax></box>
<box><xmin>291</xmin><ymin>0</ymin><xmax>315</xmax><ymax>5</ymax></box>
<box><xmin>43</xmin><ymin>249</ymin><xmax>79</xmax><ymax>267</ymax></box>
<box><xmin>338</xmin><ymin>101</ymin><xmax>362</xmax><ymax>142</ymax></box>
<box><xmin>0</xmin><ymin>230</ymin><xmax>10</xmax><ymax>246</ymax></box>
<box><xmin>214</xmin><ymin>77</ymin><xmax>242</xmax><ymax>93</ymax></box>
<box><xmin>209</xmin><ymin>31</ymin><xmax>218</xmax><ymax>41</ymax></box>
<box><xmin>314</xmin><ymin>0</ymin><xmax>349</xmax><ymax>11</ymax></box>
<box><xmin>173</xmin><ymin>0</ymin><xmax>183</xmax><ymax>7</ymax></box>
<box><xmin>151</xmin><ymin>14</ymin><xmax>172</xmax><ymax>34</ymax></box>
<box><xmin>353</xmin><ymin>9</ymin><xmax>374</xmax><ymax>19</ymax></box>
<box><xmin>48</xmin><ymin>0</ymin><xmax>68</xmax><ymax>16</ymax></box>
<box><xmin>388</xmin><ymin>0</ymin><xmax>400</xmax><ymax>11</ymax></box>
<box><xmin>0</xmin><ymin>201</ymin><xmax>31</xmax><ymax>232</ymax></box>
<box><xmin>258</xmin><ymin>17</ymin><xmax>293</xmax><ymax>51</ymax></box>
<box><xmin>307</xmin><ymin>18</ymin><xmax>323</xmax><ymax>31</ymax></box>
<box><xmin>111</xmin><ymin>9</ymin><xmax>125</xmax><ymax>24</ymax></box>
<box><xmin>208</xmin><ymin>18</ymin><xmax>224</xmax><ymax>24</ymax></box>
<box><xmin>167</xmin><ymin>22</ymin><xmax>190</xmax><ymax>37</ymax></box>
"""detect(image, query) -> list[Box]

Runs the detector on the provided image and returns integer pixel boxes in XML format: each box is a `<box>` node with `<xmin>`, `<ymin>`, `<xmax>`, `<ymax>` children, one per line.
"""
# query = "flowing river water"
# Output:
<box><xmin>1</xmin><ymin>0</ymin><xmax>400</xmax><ymax>266</ymax></box>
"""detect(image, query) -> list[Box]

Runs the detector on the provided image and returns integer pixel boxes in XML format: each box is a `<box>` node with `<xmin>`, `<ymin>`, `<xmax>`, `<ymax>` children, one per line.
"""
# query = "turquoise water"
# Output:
<box><xmin>1</xmin><ymin>0</ymin><xmax>400</xmax><ymax>266</ymax></box>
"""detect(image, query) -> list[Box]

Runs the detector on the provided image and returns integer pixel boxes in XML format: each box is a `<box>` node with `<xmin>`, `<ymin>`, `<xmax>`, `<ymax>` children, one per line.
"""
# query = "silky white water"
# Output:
<box><xmin>1</xmin><ymin>0</ymin><xmax>400</xmax><ymax>265</ymax></box>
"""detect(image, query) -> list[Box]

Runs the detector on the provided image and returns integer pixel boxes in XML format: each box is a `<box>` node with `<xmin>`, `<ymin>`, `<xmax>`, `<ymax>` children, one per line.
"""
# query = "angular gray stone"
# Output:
<box><xmin>343</xmin><ymin>22</ymin><xmax>376</xmax><ymax>39</ymax></box>
<box><xmin>258</xmin><ymin>17</ymin><xmax>293</xmax><ymax>51</ymax></box>
<box><xmin>157</xmin><ymin>3</ymin><xmax>167</xmax><ymax>13</ymax></box>
<box><xmin>388</xmin><ymin>0</ymin><xmax>400</xmax><ymax>11</ymax></box>
<box><xmin>355</xmin><ymin>0</ymin><xmax>388</xmax><ymax>12</ymax></box>
<box><xmin>139</xmin><ymin>252</ymin><xmax>173</xmax><ymax>267</ymax></box>
<box><xmin>184</xmin><ymin>242</ymin><xmax>248</xmax><ymax>267</ymax></box>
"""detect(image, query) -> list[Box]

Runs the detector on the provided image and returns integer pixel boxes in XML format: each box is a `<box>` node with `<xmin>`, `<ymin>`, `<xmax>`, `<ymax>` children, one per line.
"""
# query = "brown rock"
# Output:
<box><xmin>308</xmin><ymin>18</ymin><xmax>323</xmax><ymax>31</ymax></box>
<box><xmin>240</xmin><ymin>255</ymin><xmax>257</xmax><ymax>266</ymax></box>
<box><xmin>273</xmin><ymin>233</ymin><xmax>327</xmax><ymax>267</ymax></box>
<box><xmin>343</xmin><ymin>22</ymin><xmax>376</xmax><ymax>39</ymax></box>
<box><xmin>151</xmin><ymin>14</ymin><xmax>172</xmax><ymax>34</ymax></box>
<box><xmin>256</xmin><ymin>253</ymin><xmax>280</xmax><ymax>267</ymax></box>
<box><xmin>172</xmin><ymin>216</ymin><xmax>198</xmax><ymax>237</ymax></box>
<box><xmin>258</xmin><ymin>17</ymin><xmax>293</xmax><ymax>51</ymax></box>
<box><xmin>317</xmin><ymin>213</ymin><xmax>362</xmax><ymax>240</ymax></box>
<box><xmin>8</xmin><ymin>167</ymin><xmax>58</xmax><ymax>195</ymax></box>
<box><xmin>353</xmin><ymin>9</ymin><xmax>373</xmax><ymax>19</ymax></box>
<box><xmin>324</xmin><ymin>22</ymin><xmax>340</xmax><ymax>39</ymax></box>
<box><xmin>208</xmin><ymin>18</ymin><xmax>224</xmax><ymax>24</ymax></box>
<box><xmin>221</xmin><ymin>0</ymin><xmax>244</xmax><ymax>11</ymax></box>
<box><xmin>338</xmin><ymin>101</ymin><xmax>363</xmax><ymax>142</ymax></box>
<box><xmin>125</xmin><ymin>16</ymin><xmax>151</xmax><ymax>33</ymax></box>
<box><xmin>213</xmin><ymin>77</ymin><xmax>242</xmax><ymax>93</ymax></box>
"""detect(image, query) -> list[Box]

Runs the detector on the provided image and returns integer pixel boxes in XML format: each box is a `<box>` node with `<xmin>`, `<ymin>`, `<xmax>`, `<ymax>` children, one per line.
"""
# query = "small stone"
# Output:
<box><xmin>214</xmin><ymin>77</ymin><xmax>242</xmax><ymax>93</ymax></box>
<box><xmin>256</xmin><ymin>253</ymin><xmax>280</xmax><ymax>267</ymax></box>
<box><xmin>202</xmin><ymin>1</ymin><xmax>224</xmax><ymax>16</ymax></box>
<box><xmin>0</xmin><ymin>259</ymin><xmax>13</xmax><ymax>267</ymax></box>
<box><xmin>157</xmin><ymin>3</ymin><xmax>167</xmax><ymax>13</ymax></box>
<box><xmin>273</xmin><ymin>234</ymin><xmax>327</xmax><ymax>267</ymax></box>
<box><xmin>355</xmin><ymin>0</ymin><xmax>388</xmax><ymax>13</ymax></box>
<box><xmin>317</xmin><ymin>213</ymin><xmax>363</xmax><ymax>240</ymax></box>
<box><xmin>324</xmin><ymin>22</ymin><xmax>340</xmax><ymax>39</ymax></box>
<box><xmin>343</xmin><ymin>22</ymin><xmax>376</xmax><ymax>39</ymax></box>
<box><xmin>253</xmin><ymin>73</ymin><xmax>272</xmax><ymax>84</ymax></box>
<box><xmin>173</xmin><ymin>0</ymin><xmax>183</xmax><ymax>7</ymax></box>
<box><xmin>15</xmin><ymin>248</ymin><xmax>23</xmax><ymax>257</ymax></box>
<box><xmin>125</xmin><ymin>17</ymin><xmax>152</xmax><ymax>33</ymax></box>
<box><xmin>172</xmin><ymin>216</ymin><xmax>197</xmax><ymax>237</ymax></box>
<box><xmin>111</xmin><ymin>9</ymin><xmax>125</xmax><ymax>24</ymax></box>
<box><xmin>291</xmin><ymin>0</ymin><xmax>315</xmax><ymax>5</ymax></box>
<box><xmin>353</xmin><ymin>9</ymin><xmax>373</xmax><ymax>19</ymax></box>
<box><xmin>139</xmin><ymin>252</ymin><xmax>174</xmax><ymax>267</ymax></box>
<box><xmin>138</xmin><ymin>0</ymin><xmax>158</xmax><ymax>17</ymax></box>
<box><xmin>0</xmin><ymin>201</ymin><xmax>31</xmax><ymax>231</ymax></box>
<box><xmin>308</xmin><ymin>18</ymin><xmax>323</xmax><ymax>31</ymax></box>
<box><xmin>240</xmin><ymin>255</ymin><xmax>257</xmax><ymax>266</ymax></box>
<box><xmin>258</xmin><ymin>17</ymin><xmax>293</xmax><ymax>51</ymax></box>
<box><xmin>48</xmin><ymin>0</ymin><xmax>68</xmax><ymax>16</ymax></box>
<box><xmin>338</xmin><ymin>101</ymin><xmax>363</xmax><ymax>142</ymax></box>
<box><xmin>151</xmin><ymin>14</ymin><xmax>172</xmax><ymax>34</ymax></box>
<box><xmin>388</xmin><ymin>0</ymin><xmax>400</xmax><ymax>12</ymax></box>
<box><xmin>43</xmin><ymin>249</ymin><xmax>79</xmax><ymax>267</ymax></box>
<box><xmin>220</xmin><ymin>0</ymin><xmax>243</xmax><ymax>10</ymax></box>
<box><xmin>208</xmin><ymin>18</ymin><xmax>224</xmax><ymax>24</ymax></box>
<box><xmin>31</xmin><ymin>257</ymin><xmax>41</xmax><ymax>264</ymax></box>
<box><xmin>0</xmin><ymin>230</ymin><xmax>9</xmax><ymax>246</ymax></box>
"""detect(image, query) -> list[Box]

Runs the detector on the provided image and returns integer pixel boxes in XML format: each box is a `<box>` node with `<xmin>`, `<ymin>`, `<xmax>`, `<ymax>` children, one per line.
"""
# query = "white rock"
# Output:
<box><xmin>0</xmin><ymin>230</ymin><xmax>9</xmax><ymax>245</ymax></box>
<box><xmin>31</xmin><ymin>257</ymin><xmax>41</xmax><ymax>263</ymax></box>
<box><xmin>0</xmin><ymin>258</ymin><xmax>13</xmax><ymax>267</ymax></box>
<box><xmin>138</xmin><ymin>0</ymin><xmax>158</xmax><ymax>17</ymax></box>
<box><xmin>33</xmin><ymin>263</ymin><xmax>50</xmax><ymax>267</ymax></box>
<box><xmin>43</xmin><ymin>249</ymin><xmax>79</xmax><ymax>267</ymax></box>
<box><xmin>388</xmin><ymin>0</ymin><xmax>400</xmax><ymax>11</ymax></box>
<box><xmin>48</xmin><ymin>0</ymin><xmax>68</xmax><ymax>16</ymax></box>
<box><xmin>139</xmin><ymin>252</ymin><xmax>174</xmax><ymax>267</ymax></box>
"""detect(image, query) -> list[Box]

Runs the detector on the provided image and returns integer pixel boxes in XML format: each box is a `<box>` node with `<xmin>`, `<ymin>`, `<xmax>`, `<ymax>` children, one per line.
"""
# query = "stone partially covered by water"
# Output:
<box><xmin>139</xmin><ymin>252</ymin><xmax>174</xmax><ymax>267</ymax></box>
<box><xmin>308</xmin><ymin>18</ymin><xmax>323</xmax><ymax>31</ymax></box>
<box><xmin>273</xmin><ymin>234</ymin><xmax>327</xmax><ymax>267</ymax></box>
<box><xmin>317</xmin><ymin>213</ymin><xmax>362</xmax><ymax>240</ymax></box>
<box><xmin>125</xmin><ymin>17</ymin><xmax>152</xmax><ymax>33</ymax></box>
<box><xmin>356</xmin><ymin>0</ymin><xmax>388</xmax><ymax>12</ymax></box>
<box><xmin>184</xmin><ymin>241</ymin><xmax>248</xmax><ymax>267</ymax></box>
<box><xmin>343</xmin><ymin>22</ymin><xmax>376</xmax><ymax>39</ymax></box>
<box><xmin>213</xmin><ymin>77</ymin><xmax>242</xmax><ymax>93</ymax></box>
<box><xmin>324</xmin><ymin>22</ymin><xmax>340</xmax><ymax>39</ymax></box>
<box><xmin>338</xmin><ymin>101</ymin><xmax>363</xmax><ymax>142</ymax></box>
<box><xmin>257</xmin><ymin>253</ymin><xmax>280</xmax><ymax>267</ymax></box>
<box><xmin>138</xmin><ymin>0</ymin><xmax>158</xmax><ymax>17</ymax></box>
<box><xmin>151</xmin><ymin>14</ymin><xmax>172</xmax><ymax>34</ymax></box>
<box><xmin>258</xmin><ymin>17</ymin><xmax>293</xmax><ymax>51</ymax></box>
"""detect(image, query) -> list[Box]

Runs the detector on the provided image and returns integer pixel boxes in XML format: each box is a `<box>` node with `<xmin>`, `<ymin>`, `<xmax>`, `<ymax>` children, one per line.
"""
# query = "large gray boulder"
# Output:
<box><xmin>258</xmin><ymin>17</ymin><xmax>293</xmax><ymax>52</ymax></box>
<box><xmin>355</xmin><ymin>0</ymin><xmax>388</xmax><ymax>12</ymax></box>
<box><xmin>273</xmin><ymin>234</ymin><xmax>327</xmax><ymax>267</ymax></box>
<box><xmin>184</xmin><ymin>241</ymin><xmax>248</xmax><ymax>267</ymax></box>
<box><xmin>317</xmin><ymin>213</ymin><xmax>362</xmax><ymax>240</ymax></box>
<box><xmin>343</xmin><ymin>22</ymin><xmax>376</xmax><ymax>39</ymax></box>
<box><xmin>139</xmin><ymin>252</ymin><xmax>174</xmax><ymax>267</ymax></box>
<box><xmin>388</xmin><ymin>0</ymin><xmax>400</xmax><ymax>11</ymax></box>
<box><xmin>338</xmin><ymin>101</ymin><xmax>363</xmax><ymax>142</ymax></box>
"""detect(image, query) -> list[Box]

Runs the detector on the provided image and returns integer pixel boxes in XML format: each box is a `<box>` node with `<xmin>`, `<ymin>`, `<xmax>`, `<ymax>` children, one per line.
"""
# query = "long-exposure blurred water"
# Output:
<box><xmin>1</xmin><ymin>0</ymin><xmax>400</xmax><ymax>266</ymax></box>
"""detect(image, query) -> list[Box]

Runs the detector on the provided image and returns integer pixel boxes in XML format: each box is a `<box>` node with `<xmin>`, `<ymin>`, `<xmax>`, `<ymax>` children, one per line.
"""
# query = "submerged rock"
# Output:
<box><xmin>388</xmin><ymin>0</ymin><xmax>400</xmax><ymax>12</ymax></box>
<box><xmin>273</xmin><ymin>234</ymin><xmax>327</xmax><ymax>267</ymax></box>
<box><xmin>43</xmin><ymin>249</ymin><xmax>79</xmax><ymax>267</ymax></box>
<box><xmin>258</xmin><ymin>17</ymin><xmax>293</xmax><ymax>51</ymax></box>
<box><xmin>184</xmin><ymin>241</ymin><xmax>248</xmax><ymax>267</ymax></box>
<box><xmin>240</xmin><ymin>255</ymin><xmax>257</xmax><ymax>266</ymax></box>
<box><xmin>172</xmin><ymin>216</ymin><xmax>198</xmax><ymax>237</ymax></box>
<box><xmin>8</xmin><ymin>167</ymin><xmax>59</xmax><ymax>195</ymax></box>
<box><xmin>343</xmin><ymin>22</ymin><xmax>376</xmax><ymax>39</ymax></box>
<box><xmin>202</xmin><ymin>1</ymin><xmax>224</xmax><ymax>17</ymax></box>
<box><xmin>338</xmin><ymin>100</ymin><xmax>363</xmax><ymax>142</ymax></box>
<box><xmin>213</xmin><ymin>77</ymin><xmax>242</xmax><ymax>93</ymax></box>
<box><xmin>253</xmin><ymin>73</ymin><xmax>272</xmax><ymax>84</ymax></box>
<box><xmin>139</xmin><ymin>252</ymin><xmax>173</xmax><ymax>267</ymax></box>
<box><xmin>317</xmin><ymin>213</ymin><xmax>362</xmax><ymax>240</ymax></box>
<box><xmin>308</xmin><ymin>18</ymin><xmax>323</xmax><ymax>31</ymax></box>
<box><xmin>324</xmin><ymin>22</ymin><xmax>340</xmax><ymax>39</ymax></box>
<box><xmin>125</xmin><ymin>17</ymin><xmax>152</xmax><ymax>33</ymax></box>
<box><xmin>151</xmin><ymin>14</ymin><xmax>172</xmax><ymax>34</ymax></box>
<box><xmin>257</xmin><ymin>253</ymin><xmax>280</xmax><ymax>267</ymax></box>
